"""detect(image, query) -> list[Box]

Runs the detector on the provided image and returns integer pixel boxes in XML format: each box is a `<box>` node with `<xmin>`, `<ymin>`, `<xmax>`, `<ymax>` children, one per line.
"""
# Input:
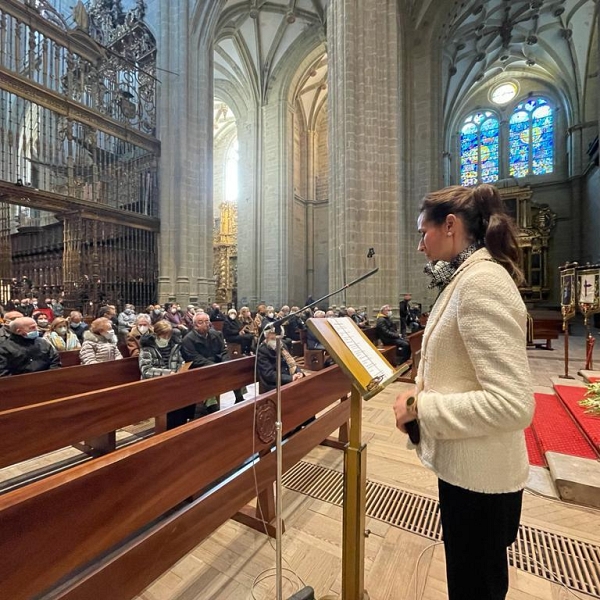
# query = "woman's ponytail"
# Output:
<box><xmin>474</xmin><ymin>185</ymin><xmax>524</xmax><ymax>284</ymax></box>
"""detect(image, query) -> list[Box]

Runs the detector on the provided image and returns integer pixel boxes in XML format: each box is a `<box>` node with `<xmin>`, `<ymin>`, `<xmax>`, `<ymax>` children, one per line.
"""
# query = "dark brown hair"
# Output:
<box><xmin>419</xmin><ymin>184</ymin><xmax>523</xmax><ymax>283</ymax></box>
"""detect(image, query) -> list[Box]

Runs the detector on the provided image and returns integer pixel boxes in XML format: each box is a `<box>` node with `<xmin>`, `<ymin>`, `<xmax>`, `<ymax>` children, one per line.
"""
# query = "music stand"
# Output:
<box><xmin>308</xmin><ymin>317</ymin><xmax>409</xmax><ymax>599</ymax></box>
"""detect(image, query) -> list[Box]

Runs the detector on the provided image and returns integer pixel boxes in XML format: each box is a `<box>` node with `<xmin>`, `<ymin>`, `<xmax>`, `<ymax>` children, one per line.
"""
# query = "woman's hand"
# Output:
<box><xmin>393</xmin><ymin>387</ymin><xmax>417</xmax><ymax>433</ymax></box>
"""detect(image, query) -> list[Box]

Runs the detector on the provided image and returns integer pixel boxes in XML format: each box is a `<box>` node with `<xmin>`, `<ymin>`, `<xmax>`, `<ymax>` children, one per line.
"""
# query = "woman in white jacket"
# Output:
<box><xmin>394</xmin><ymin>184</ymin><xmax>534</xmax><ymax>600</ymax></box>
<box><xmin>80</xmin><ymin>317</ymin><xmax>123</xmax><ymax>365</ymax></box>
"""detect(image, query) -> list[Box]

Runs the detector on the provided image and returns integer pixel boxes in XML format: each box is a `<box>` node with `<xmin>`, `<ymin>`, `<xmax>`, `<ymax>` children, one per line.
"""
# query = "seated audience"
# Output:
<box><xmin>239</xmin><ymin>306</ymin><xmax>258</xmax><ymax>344</ymax></box>
<box><xmin>306</xmin><ymin>310</ymin><xmax>327</xmax><ymax>350</ymax></box>
<box><xmin>283</xmin><ymin>306</ymin><xmax>305</xmax><ymax>341</ymax></box>
<box><xmin>45</xmin><ymin>317</ymin><xmax>81</xmax><ymax>351</ymax></box>
<box><xmin>117</xmin><ymin>304</ymin><xmax>136</xmax><ymax>338</ymax></box>
<box><xmin>257</xmin><ymin>327</ymin><xmax>305</xmax><ymax>392</ymax></box>
<box><xmin>254</xmin><ymin>303</ymin><xmax>267</xmax><ymax>332</ymax></box>
<box><xmin>51</xmin><ymin>297</ymin><xmax>65</xmax><ymax>318</ymax></box>
<box><xmin>150</xmin><ymin>304</ymin><xmax>164</xmax><ymax>325</ymax></box>
<box><xmin>376</xmin><ymin>304</ymin><xmax>410</xmax><ymax>363</ymax></box>
<box><xmin>138</xmin><ymin>321</ymin><xmax>192</xmax><ymax>429</ymax></box>
<box><xmin>32</xmin><ymin>311</ymin><xmax>51</xmax><ymax>334</ymax></box>
<box><xmin>399</xmin><ymin>293</ymin><xmax>422</xmax><ymax>335</ymax></box>
<box><xmin>347</xmin><ymin>307</ymin><xmax>368</xmax><ymax>328</ymax></box>
<box><xmin>67</xmin><ymin>311</ymin><xmax>88</xmax><ymax>343</ymax></box>
<box><xmin>259</xmin><ymin>305</ymin><xmax>277</xmax><ymax>333</ymax></box>
<box><xmin>35</xmin><ymin>299</ymin><xmax>54</xmax><ymax>321</ymax></box>
<box><xmin>223</xmin><ymin>308</ymin><xmax>254</xmax><ymax>355</ymax></box>
<box><xmin>80</xmin><ymin>317</ymin><xmax>123</xmax><ymax>364</ymax></box>
<box><xmin>126</xmin><ymin>313</ymin><xmax>153</xmax><ymax>357</ymax></box>
<box><xmin>181</xmin><ymin>312</ymin><xmax>244</xmax><ymax>403</ymax></box>
<box><xmin>209</xmin><ymin>302</ymin><xmax>226</xmax><ymax>322</ymax></box>
<box><xmin>164</xmin><ymin>303</ymin><xmax>188</xmax><ymax>334</ymax></box>
<box><xmin>0</xmin><ymin>311</ymin><xmax>23</xmax><ymax>344</ymax></box>
<box><xmin>182</xmin><ymin>305</ymin><xmax>196</xmax><ymax>329</ymax></box>
<box><xmin>0</xmin><ymin>317</ymin><xmax>61</xmax><ymax>376</ymax></box>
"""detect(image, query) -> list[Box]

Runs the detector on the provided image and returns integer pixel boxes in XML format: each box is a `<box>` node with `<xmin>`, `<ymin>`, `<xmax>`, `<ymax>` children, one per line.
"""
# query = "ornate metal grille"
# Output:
<box><xmin>0</xmin><ymin>0</ymin><xmax>159</xmax><ymax>312</ymax></box>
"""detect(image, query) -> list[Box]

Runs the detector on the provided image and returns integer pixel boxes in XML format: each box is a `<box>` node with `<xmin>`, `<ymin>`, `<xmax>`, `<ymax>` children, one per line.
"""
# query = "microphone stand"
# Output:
<box><xmin>262</xmin><ymin>267</ymin><xmax>379</xmax><ymax>600</ymax></box>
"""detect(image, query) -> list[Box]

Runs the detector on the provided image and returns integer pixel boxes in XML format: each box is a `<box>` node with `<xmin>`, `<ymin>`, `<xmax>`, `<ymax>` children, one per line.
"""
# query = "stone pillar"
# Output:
<box><xmin>328</xmin><ymin>0</ymin><xmax>401</xmax><ymax>313</ymax></box>
<box><xmin>157</xmin><ymin>0</ymin><xmax>223</xmax><ymax>307</ymax></box>
<box><xmin>397</xmin><ymin>23</ymin><xmax>444</xmax><ymax>313</ymax></box>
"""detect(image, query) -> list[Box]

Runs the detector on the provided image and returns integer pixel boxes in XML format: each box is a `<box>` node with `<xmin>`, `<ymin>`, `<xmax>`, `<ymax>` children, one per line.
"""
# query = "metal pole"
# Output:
<box><xmin>276</xmin><ymin>334</ymin><xmax>283</xmax><ymax>600</ymax></box>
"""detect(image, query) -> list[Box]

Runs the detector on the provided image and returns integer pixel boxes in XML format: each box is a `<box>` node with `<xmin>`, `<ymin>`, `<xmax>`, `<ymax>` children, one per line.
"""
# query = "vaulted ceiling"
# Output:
<box><xmin>440</xmin><ymin>0</ymin><xmax>598</xmax><ymax>121</ymax></box>
<box><xmin>214</xmin><ymin>1</ymin><xmax>327</xmax><ymax>107</ymax></box>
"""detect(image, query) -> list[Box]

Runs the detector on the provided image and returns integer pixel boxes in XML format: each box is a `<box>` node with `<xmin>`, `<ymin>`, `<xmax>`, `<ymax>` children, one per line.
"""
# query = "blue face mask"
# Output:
<box><xmin>25</xmin><ymin>330</ymin><xmax>39</xmax><ymax>339</ymax></box>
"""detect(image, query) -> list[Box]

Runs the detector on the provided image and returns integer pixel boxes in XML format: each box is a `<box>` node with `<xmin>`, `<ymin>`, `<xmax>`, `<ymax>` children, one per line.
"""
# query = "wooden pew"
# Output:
<box><xmin>58</xmin><ymin>349</ymin><xmax>82</xmax><ymax>367</ymax></box>
<box><xmin>0</xmin><ymin>356</ymin><xmax>257</xmax><ymax>469</ymax></box>
<box><xmin>0</xmin><ymin>366</ymin><xmax>351</xmax><ymax>600</ymax></box>
<box><xmin>527</xmin><ymin>310</ymin><xmax>562</xmax><ymax>350</ymax></box>
<box><xmin>0</xmin><ymin>357</ymin><xmax>140</xmax><ymax>411</ymax></box>
<box><xmin>363</xmin><ymin>326</ymin><xmax>398</xmax><ymax>366</ymax></box>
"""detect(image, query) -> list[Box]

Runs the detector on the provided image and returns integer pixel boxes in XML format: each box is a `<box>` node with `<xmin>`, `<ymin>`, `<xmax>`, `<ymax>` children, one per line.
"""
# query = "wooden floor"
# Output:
<box><xmin>134</xmin><ymin>331</ymin><xmax>600</xmax><ymax>600</ymax></box>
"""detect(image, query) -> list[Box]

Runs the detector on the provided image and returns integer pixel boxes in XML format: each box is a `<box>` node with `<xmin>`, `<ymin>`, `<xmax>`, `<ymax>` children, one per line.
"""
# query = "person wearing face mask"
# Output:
<box><xmin>257</xmin><ymin>327</ymin><xmax>305</xmax><ymax>393</ymax></box>
<box><xmin>45</xmin><ymin>317</ymin><xmax>81</xmax><ymax>351</ymax></box>
<box><xmin>125</xmin><ymin>314</ymin><xmax>153</xmax><ymax>358</ymax></box>
<box><xmin>0</xmin><ymin>317</ymin><xmax>61</xmax><ymax>376</ymax></box>
<box><xmin>32</xmin><ymin>311</ymin><xmax>51</xmax><ymax>334</ymax></box>
<box><xmin>0</xmin><ymin>311</ymin><xmax>25</xmax><ymax>344</ymax></box>
<box><xmin>164</xmin><ymin>303</ymin><xmax>188</xmax><ymax>334</ymax></box>
<box><xmin>222</xmin><ymin>308</ymin><xmax>254</xmax><ymax>355</ymax></box>
<box><xmin>67</xmin><ymin>311</ymin><xmax>88</xmax><ymax>343</ymax></box>
<box><xmin>376</xmin><ymin>304</ymin><xmax>410</xmax><ymax>363</ymax></box>
<box><xmin>117</xmin><ymin>304</ymin><xmax>137</xmax><ymax>339</ymax></box>
<box><xmin>259</xmin><ymin>305</ymin><xmax>277</xmax><ymax>333</ymax></box>
<box><xmin>181</xmin><ymin>312</ymin><xmax>245</xmax><ymax>404</ymax></box>
<box><xmin>34</xmin><ymin>299</ymin><xmax>54</xmax><ymax>322</ymax></box>
<box><xmin>182</xmin><ymin>305</ymin><xmax>196</xmax><ymax>330</ymax></box>
<box><xmin>80</xmin><ymin>317</ymin><xmax>123</xmax><ymax>365</ymax></box>
<box><xmin>208</xmin><ymin>302</ymin><xmax>225</xmax><ymax>322</ymax></box>
<box><xmin>138</xmin><ymin>321</ymin><xmax>191</xmax><ymax>428</ymax></box>
<box><xmin>150</xmin><ymin>304</ymin><xmax>164</xmax><ymax>325</ymax></box>
<box><xmin>253</xmin><ymin>303</ymin><xmax>267</xmax><ymax>332</ymax></box>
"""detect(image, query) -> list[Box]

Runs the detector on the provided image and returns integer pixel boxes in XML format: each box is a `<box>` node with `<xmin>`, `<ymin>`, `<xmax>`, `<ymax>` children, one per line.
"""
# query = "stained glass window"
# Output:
<box><xmin>460</xmin><ymin>112</ymin><xmax>499</xmax><ymax>186</ymax></box>
<box><xmin>509</xmin><ymin>98</ymin><xmax>553</xmax><ymax>177</ymax></box>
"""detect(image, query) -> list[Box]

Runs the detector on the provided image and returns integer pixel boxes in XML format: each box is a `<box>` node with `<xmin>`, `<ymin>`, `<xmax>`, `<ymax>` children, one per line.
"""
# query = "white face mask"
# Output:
<box><xmin>170</xmin><ymin>308</ymin><xmax>177</xmax><ymax>314</ymax></box>
<box><xmin>267</xmin><ymin>340</ymin><xmax>277</xmax><ymax>350</ymax></box>
<box><xmin>102</xmin><ymin>331</ymin><xmax>116</xmax><ymax>342</ymax></box>
<box><xmin>387</xmin><ymin>311</ymin><xmax>393</xmax><ymax>317</ymax></box>
<box><xmin>267</xmin><ymin>312</ymin><xmax>274</xmax><ymax>319</ymax></box>
<box><xmin>56</xmin><ymin>327</ymin><xmax>67</xmax><ymax>335</ymax></box>
<box><xmin>138</xmin><ymin>325</ymin><xmax>149</xmax><ymax>334</ymax></box>
<box><xmin>155</xmin><ymin>337</ymin><xmax>170</xmax><ymax>348</ymax></box>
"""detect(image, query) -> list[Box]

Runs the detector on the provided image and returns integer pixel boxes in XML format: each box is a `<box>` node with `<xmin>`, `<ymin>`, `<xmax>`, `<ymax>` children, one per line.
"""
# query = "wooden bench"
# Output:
<box><xmin>527</xmin><ymin>310</ymin><xmax>562</xmax><ymax>350</ymax></box>
<box><xmin>58</xmin><ymin>341</ymin><xmax>130</xmax><ymax>366</ymax></box>
<box><xmin>0</xmin><ymin>365</ymin><xmax>351</xmax><ymax>600</ymax></box>
<box><xmin>0</xmin><ymin>357</ymin><xmax>141</xmax><ymax>411</ymax></box>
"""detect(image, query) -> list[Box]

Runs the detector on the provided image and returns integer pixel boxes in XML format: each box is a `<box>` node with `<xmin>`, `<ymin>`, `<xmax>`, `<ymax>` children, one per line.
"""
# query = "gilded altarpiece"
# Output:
<box><xmin>0</xmin><ymin>0</ymin><xmax>159</xmax><ymax>312</ymax></box>
<box><xmin>214</xmin><ymin>202</ymin><xmax>237</xmax><ymax>306</ymax></box>
<box><xmin>497</xmin><ymin>185</ymin><xmax>557</xmax><ymax>302</ymax></box>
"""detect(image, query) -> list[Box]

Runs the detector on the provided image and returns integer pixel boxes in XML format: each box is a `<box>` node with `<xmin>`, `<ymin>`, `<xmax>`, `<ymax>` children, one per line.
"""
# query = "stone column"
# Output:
<box><xmin>397</xmin><ymin>22</ymin><xmax>444</xmax><ymax>312</ymax></box>
<box><xmin>328</xmin><ymin>0</ymin><xmax>401</xmax><ymax>314</ymax></box>
<box><xmin>157</xmin><ymin>0</ymin><xmax>223</xmax><ymax>307</ymax></box>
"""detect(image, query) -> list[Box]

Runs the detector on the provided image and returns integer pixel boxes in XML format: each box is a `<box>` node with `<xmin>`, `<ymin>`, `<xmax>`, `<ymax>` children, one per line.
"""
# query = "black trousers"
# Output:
<box><xmin>438</xmin><ymin>479</ymin><xmax>522</xmax><ymax>600</ymax></box>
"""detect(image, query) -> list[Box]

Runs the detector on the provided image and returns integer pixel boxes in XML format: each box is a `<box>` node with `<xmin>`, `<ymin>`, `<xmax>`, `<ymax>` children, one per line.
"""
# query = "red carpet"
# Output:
<box><xmin>529</xmin><ymin>393</ymin><xmax>597</xmax><ymax>461</ymax></box>
<box><xmin>525</xmin><ymin>425</ymin><xmax>546</xmax><ymax>467</ymax></box>
<box><xmin>554</xmin><ymin>385</ymin><xmax>600</xmax><ymax>455</ymax></box>
<box><xmin>588</xmin><ymin>376</ymin><xmax>600</xmax><ymax>383</ymax></box>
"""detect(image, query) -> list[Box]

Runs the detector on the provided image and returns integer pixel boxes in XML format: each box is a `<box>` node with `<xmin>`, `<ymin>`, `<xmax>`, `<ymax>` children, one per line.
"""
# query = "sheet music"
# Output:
<box><xmin>327</xmin><ymin>318</ymin><xmax>394</xmax><ymax>381</ymax></box>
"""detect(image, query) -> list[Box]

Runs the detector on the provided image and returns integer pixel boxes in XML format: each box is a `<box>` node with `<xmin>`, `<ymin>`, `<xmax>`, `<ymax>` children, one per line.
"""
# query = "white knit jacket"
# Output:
<box><xmin>415</xmin><ymin>248</ymin><xmax>534</xmax><ymax>493</ymax></box>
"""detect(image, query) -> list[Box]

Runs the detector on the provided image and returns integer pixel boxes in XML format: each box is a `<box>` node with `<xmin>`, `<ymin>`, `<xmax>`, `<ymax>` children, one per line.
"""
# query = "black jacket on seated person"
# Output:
<box><xmin>180</xmin><ymin>328</ymin><xmax>228</xmax><ymax>368</ymax></box>
<box><xmin>375</xmin><ymin>315</ymin><xmax>400</xmax><ymax>344</ymax></box>
<box><xmin>256</xmin><ymin>343</ymin><xmax>295</xmax><ymax>392</ymax></box>
<box><xmin>0</xmin><ymin>333</ymin><xmax>61</xmax><ymax>376</ymax></box>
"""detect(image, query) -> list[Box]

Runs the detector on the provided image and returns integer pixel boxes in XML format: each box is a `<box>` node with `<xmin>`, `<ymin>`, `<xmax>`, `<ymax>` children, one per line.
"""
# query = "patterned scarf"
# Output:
<box><xmin>424</xmin><ymin>242</ymin><xmax>483</xmax><ymax>291</ymax></box>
